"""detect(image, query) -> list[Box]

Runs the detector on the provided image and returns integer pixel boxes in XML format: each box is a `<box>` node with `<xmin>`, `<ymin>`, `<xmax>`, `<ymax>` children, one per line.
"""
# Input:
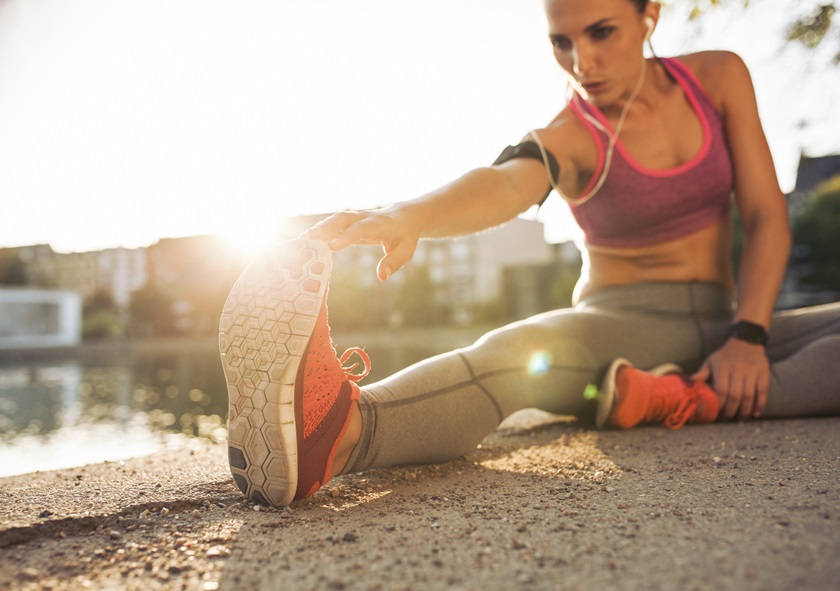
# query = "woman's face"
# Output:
<box><xmin>545</xmin><ymin>0</ymin><xmax>654</xmax><ymax>106</ymax></box>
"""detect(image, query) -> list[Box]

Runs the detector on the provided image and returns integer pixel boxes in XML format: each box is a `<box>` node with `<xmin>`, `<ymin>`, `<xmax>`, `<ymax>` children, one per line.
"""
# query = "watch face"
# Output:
<box><xmin>729</xmin><ymin>321</ymin><xmax>768</xmax><ymax>346</ymax></box>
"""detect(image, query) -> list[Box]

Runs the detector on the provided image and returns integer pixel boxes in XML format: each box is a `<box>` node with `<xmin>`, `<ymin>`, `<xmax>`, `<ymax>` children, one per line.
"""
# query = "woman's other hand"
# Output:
<box><xmin>691</xmin><ymin>338</ymin><xmax>770</xmax><ymax>420</ymax></box>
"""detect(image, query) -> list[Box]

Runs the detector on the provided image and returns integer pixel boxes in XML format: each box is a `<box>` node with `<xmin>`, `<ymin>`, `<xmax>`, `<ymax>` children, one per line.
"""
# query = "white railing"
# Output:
<box><xmin>0</xmin><ymin>289</ymin><xmax>81</xmax><ymax>349</ymax></box>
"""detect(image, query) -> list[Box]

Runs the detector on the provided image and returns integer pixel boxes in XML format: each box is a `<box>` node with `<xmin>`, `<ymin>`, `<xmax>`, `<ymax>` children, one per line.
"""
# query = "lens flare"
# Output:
<box><xmin>583</xmin><ymin>383</ymin><xmax>600</xmax><ymax>400</ymax></box>
<box><xmin>528</xmin><ymin>351</ymin><xmax>552</xmax><ymax>376</ymax></box>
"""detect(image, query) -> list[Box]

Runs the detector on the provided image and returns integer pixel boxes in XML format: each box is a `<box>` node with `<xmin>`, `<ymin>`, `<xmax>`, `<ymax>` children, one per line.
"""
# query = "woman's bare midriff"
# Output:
<box><xmin>572</xmin><ymin>215</ymin><xmax>735</xmax><ymax>304</ymax></box>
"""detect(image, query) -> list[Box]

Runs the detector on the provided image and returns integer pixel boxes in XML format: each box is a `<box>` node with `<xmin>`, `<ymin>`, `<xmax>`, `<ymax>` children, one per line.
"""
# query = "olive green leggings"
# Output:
<box><xmin>343</xmin><ymin>282</ymin><xmax>840</xmax><ymax>473</ymax></box>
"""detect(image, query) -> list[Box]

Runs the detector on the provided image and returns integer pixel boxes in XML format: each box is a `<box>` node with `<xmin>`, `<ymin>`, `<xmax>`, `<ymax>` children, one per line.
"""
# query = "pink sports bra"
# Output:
<box><xmin>568</xmin><ymin>57</ymin><xmax>733</xmax><ymax>248</ymax></box>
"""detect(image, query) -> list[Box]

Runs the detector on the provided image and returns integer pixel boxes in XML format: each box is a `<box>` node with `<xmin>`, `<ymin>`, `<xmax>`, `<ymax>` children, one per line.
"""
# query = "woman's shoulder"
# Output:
<box><xmin>668</xmin><ymin>51</ymin><xmax>753</xmax><ymax>109</ymax></box>
<box><xmin>535</xmin><ymin>102</ymin><xmax>597</xmax><ymax>163</ymax></box>
<box><xmin>673</xmin><ymin>50</ymin><xmax>750</xmax><ymax>79</ymax></box>
<box><xmin>539</xmin><ymin>101</ymin><xmax>592</xmax><ymax>143</ymax></box>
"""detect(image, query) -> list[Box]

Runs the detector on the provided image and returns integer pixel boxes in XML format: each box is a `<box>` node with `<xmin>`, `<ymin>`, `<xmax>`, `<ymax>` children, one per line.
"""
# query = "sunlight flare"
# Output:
<box><xmin>528</xmin><ymin>350</ymin><xmax>552</xmax><ymax>376</ymax></box>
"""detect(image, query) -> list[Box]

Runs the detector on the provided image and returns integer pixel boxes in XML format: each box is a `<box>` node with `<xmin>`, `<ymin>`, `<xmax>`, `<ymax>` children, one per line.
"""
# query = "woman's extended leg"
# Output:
<box><xmin>343</xmin><ymin>294</ymin><xmax>840</xmax><ymax>477</ymax></box>
<box><xmin>344</xmin><ymin>282</ymin><xmax>733</xmax><ymax>473</ymax></box>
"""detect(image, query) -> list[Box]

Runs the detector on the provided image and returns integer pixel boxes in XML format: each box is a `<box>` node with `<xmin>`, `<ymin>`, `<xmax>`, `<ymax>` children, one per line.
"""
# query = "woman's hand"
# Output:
<box><xmin>691</xmin><ymin>338</ymin><xmax>770</xmax><ymax>420</ymax></box>
<box><xmin>303</xmin><ymin>207</ymin><xmax>422</xmax><ymax>282</ymax></box>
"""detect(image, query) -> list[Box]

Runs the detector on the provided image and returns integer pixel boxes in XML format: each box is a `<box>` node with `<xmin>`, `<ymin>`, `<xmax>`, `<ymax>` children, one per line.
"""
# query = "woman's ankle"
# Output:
<box><xmin>331</xmin><ymin>401</ymin><xmax>362</xmax><ymax>476</ymax></box>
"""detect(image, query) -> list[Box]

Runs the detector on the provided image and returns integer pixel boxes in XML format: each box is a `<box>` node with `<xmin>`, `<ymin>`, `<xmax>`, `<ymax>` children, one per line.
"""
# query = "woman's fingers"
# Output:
<box><xmin>736</xmin><ymin>375</ymin><xmax>755</xmax><ymax>420</ymax></box>
<box><xmin>753</xmin><ymin>371</ymin><xmax>770</xmax><ymax>418</ymax></box>
<box><xmin>690</xmin><ymin>363</ymin><xmax>711</xmax><ymax>384</ymax></box>
<box><xmin>303</xmin><ymin>210</ymin><xmax>420</xmax><ymax>281</ymax></box>
<box><xmin>303</xmin><ymin>211</ymin><xmax>368</xmax><ymax>243</ymax></box>
<box><xmin>377</xmin><ymin>237</ymin><xmax>419</xmax><ymax>281</ymax></box>
<box><xmin>325</xmin><ymin>215</ymin><xmax>396</xmax><ymax>250</ymax></box>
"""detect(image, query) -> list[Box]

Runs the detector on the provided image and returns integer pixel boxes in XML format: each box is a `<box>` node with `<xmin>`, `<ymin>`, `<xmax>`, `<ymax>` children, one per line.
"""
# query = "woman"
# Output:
<box><xmin>219</xmin><ymin>0</ymin><xmax>840</xmax><ymax>507</ymax></box>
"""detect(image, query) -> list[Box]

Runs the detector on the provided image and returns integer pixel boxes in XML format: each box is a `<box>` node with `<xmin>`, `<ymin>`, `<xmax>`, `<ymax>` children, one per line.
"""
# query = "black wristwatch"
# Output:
<box><xmin>726</xmin><ymin>320</ymin><xmax>769</xmax><ymax>348</ymax></box>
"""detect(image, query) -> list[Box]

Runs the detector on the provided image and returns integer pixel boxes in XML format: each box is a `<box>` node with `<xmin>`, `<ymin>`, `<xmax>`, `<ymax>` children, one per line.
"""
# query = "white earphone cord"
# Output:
<box><xmin>529</xmin><ymin>55</ymin><xmax>647</xmax><ymax>206</ymax></box>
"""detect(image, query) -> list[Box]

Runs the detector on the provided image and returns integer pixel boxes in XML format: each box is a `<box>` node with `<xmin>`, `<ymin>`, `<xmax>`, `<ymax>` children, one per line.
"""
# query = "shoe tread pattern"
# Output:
<box><xmin>219</xmin><ymin>239</ymin><xmax>330</xmax><ymax>506</ymax></box>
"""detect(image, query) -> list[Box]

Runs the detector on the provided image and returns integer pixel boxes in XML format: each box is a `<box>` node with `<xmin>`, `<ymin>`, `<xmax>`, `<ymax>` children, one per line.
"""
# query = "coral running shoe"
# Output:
<box><xmin>219</xmin><ymin>239</ymin><xmax>370</xmax><ymax>506</ymax></box>
<box><xmin>596</xmin><ymin>358</ymin><xmax>719</xmax><ymax>430</ymax></box>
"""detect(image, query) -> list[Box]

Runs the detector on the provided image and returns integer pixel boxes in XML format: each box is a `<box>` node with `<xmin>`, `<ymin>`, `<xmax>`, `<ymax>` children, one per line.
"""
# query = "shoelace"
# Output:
<box><xmin>339</xmin><ymin>347</ymin><xmax>371</xmax><ymax>382</ymax></box>
<box><xmin>648</xmin><ymin>376</ymin><xmax>699</xmax><ymax>430</ymax></box>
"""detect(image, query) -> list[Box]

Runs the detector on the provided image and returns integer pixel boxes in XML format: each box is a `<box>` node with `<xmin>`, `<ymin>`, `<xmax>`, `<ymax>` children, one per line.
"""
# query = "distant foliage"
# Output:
<box><xmin>129</xmin><ymin>285</ymin><xmax>178</xmax><ymax>338</ymax></box>
<box><xmin>679</xmin><ymin>0</ymin><xmax>840</xmax><ymax>64</ymax></box>
<box><xmin>82</xmin><ymin>290</ymin><xmax>122</xmax><ymax>339</ymax></box>
<box><xmin>786</xmin><ymin>3</ymin><xmax>839</xmax><ymax>63</ymax></box>
<box><xmin>0</xmin><ymin>251</ymin><xmax>28</xmax><ymax>285</ymax></box>
<box><xmin>682</xmin><ymin>0</ymin><xmax>751</xmax><ymax>22</ymax></box>
<box><xmin>328</xmin><ymin>267</ymin><xmax>389</xmax><ymax>330</ymax></box>
<box><xmin>394</xmin><ymin>265</ymin><xmax>442</xmax><ymax>327</ymax></box>
<box><xmin>548</xmin><ymin>267</ymin><xmax>579</xmax><ymax>309</ymax></box>
<box><xmin>792</xmin><ymin>178</ymin><xmax>840</xmax><ymax>290</ymax></box>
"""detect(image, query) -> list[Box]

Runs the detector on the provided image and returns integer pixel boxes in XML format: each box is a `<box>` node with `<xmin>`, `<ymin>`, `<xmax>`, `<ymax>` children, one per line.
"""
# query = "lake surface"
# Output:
<box><xmin>0</xmin><ymin>329</ymin><xmax>486</xmax><ymax>477</ymax></box>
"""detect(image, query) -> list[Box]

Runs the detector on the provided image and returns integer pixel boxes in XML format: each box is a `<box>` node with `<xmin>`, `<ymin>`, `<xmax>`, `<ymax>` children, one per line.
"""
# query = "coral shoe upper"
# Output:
<box><xmin>611</xmin><ymin>366</ymin><xmax>719</xmax><ymax>430</ymax></box>
<box><xmin>294</xmin><ymin>298</ymin><xmax>370</xmax><ymax>499</ymax></box>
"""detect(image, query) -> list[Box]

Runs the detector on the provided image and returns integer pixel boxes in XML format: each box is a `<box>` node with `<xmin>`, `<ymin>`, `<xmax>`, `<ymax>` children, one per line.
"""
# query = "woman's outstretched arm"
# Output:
<box><xmin>304</xmin><ymin>157</ymin><xmax>551</xmax><ymax>281</ymax></box>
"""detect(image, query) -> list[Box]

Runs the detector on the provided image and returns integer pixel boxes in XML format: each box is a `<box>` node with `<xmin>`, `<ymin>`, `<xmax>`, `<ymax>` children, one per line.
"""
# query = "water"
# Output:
<box><xmin>0</xmin><ymin>329</ymin><xmax>484</xmax><ymax>477</ymax></box>
<box><xmin>0</xmin><ymin>344</ymin><xmax>227</xmax><ymax>477</ymax></box>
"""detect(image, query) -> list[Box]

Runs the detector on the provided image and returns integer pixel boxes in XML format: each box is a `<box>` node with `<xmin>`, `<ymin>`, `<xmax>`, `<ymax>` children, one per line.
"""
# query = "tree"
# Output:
<box><xmin>548</xmin><ymin>266</ymin><xmax>580</xmax><ymax>310</ymax></box>
<box><xmin>681</xmin><ymin>1</ymin><xmax>839</xmax><ymax>65</ymax></box>
<box><xmin>327</xmin><ymin>267</ymin><xmax>378</xmax><ymax>330</ymax></box>
<box><xmin>129</xmin><ymin>285</ymin><xmax>178</xmax><ymax>338</ymax></box>
<box><xmin>394</xmin><ymin>265</ymin><xmax>441</xmax><ymax>326</ymax></box>
<box><xmin>82</xmin><ymin>289</ymin><xmax>122</xmax><ymax>339</ymax></box>
<box><xmin>784</xmin><ymin>3</ymin><xmax>839</xmax><ymax>64</ymax></box>
<box><xmin>792</xmin><ymin>177</ymin><xmax>840</xmax><ymax>290</ymax></box>
<box><xmin>0</xmin><ymin>251</ymin><xmax>28</xmax><ymax>285</ymax></box>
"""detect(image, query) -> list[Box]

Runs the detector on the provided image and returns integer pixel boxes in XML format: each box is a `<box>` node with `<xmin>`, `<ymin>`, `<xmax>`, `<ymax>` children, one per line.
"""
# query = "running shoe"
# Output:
<box><xmin>219</xmin><ymin>239</ymin><xmax>369</xmax><ymax>506</ymax></box>
<box><xmin>596</xmin><ymin>358</ymin><xmax>718</xmax><ymax>430</ymax></box>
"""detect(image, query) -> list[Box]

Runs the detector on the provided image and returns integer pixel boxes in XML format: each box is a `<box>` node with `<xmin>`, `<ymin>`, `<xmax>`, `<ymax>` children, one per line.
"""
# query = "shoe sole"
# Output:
<box><xmin>595</xmin><ymin>357</ymin><xmax>683</xmax><ymax>429</ymax></box>
<box><xmin>219</xmin><ymin>239</ymin><xmax>331</xmax><ymax>506</ymax></box>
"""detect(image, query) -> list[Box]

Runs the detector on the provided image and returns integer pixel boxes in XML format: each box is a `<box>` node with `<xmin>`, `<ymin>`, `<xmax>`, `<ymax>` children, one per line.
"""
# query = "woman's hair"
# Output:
<box><xmin>629</xmin><ymin>0</ymin><xmax>649</xmax><ymax>13</ymax></box>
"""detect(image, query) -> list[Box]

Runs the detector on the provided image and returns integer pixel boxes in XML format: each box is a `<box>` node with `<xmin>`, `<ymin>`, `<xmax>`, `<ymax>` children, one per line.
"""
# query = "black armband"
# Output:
<box><xmin>493</xmin><ymin>141</ymin><xmax>560</xmax><ymax>205</ymax></box>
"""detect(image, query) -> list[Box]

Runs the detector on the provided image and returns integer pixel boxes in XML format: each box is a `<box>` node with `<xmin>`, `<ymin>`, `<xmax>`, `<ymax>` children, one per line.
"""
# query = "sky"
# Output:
<box><xmin>0</xmin><ymin>0</ymin><xmax>837</xmax><ymax>254</ymax></box>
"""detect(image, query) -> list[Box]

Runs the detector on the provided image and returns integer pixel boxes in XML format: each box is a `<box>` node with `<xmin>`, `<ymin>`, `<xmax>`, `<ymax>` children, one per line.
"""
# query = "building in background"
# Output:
<box><xmin>0</xmin><ymin>289</ymin><xmax>81</xmax><ymax>349</ymax></box>
<box><xmin>12</xmin><ymin>244</ymin><xmax>147</xmax><ymax>309</ymax></box>
<box><xmin>327</xmin><ymin>217</ymin><xmax>579</xmax><ymax>327</ymax></box>
<box><xmin>0</xmin><ymin>214</ymin><xmax>582</xmax><ymax>340</ymax></box>
<box><xmin>97</xmin><ymin>248</ymin><xmax>148</xmax><ymax>309</ymax></box>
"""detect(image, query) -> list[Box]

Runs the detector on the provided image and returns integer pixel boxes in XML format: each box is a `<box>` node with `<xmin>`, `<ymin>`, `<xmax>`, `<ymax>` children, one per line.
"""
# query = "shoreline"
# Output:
<box><xmin>0</xmin><ymin>324</ymin><xmax>492</xmax><ymax>366</ymax></box>
<box><xmin>0</xmin><ymin>337</ymin><xmax>219</xmax><ymax>366</ymax></box>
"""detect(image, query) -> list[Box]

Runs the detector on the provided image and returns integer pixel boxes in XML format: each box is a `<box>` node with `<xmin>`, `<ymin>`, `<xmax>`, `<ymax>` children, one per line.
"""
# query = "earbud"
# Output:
<box><xmin>644</xmin><ymin>17</ymin><xmax>655</xmax><ymax>41</ymax></box>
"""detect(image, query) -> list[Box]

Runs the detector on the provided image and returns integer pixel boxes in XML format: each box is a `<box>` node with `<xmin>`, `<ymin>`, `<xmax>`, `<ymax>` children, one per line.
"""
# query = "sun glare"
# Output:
<box><xmin>220</xmin><ymin>222</ymin><xmax>285</xmax><ymax>260</ymax></box>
